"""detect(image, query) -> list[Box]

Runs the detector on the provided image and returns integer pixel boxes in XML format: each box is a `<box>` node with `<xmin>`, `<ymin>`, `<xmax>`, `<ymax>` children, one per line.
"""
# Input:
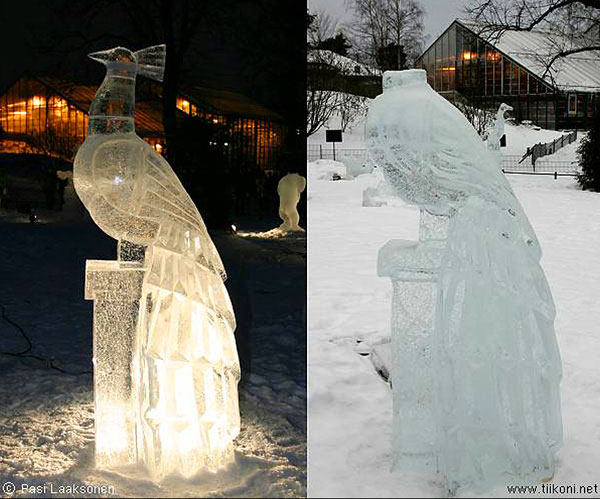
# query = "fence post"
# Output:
<box><xmin>319</xmin><ymin>144</ymin><xmax>322</xmax><ymax>160</ymax></box>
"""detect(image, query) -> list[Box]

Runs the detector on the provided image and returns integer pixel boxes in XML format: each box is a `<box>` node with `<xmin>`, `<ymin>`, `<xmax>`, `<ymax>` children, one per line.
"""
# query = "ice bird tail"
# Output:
<box><xmin>134</xmin><ymin>45</ymin><xmax>166</xmax><ymax>82</ymax></box>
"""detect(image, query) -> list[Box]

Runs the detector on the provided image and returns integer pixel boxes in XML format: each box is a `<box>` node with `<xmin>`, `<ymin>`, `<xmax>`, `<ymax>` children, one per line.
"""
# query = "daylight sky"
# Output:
<box><xmin>307</xmin><ymin>0</ymin><xmax>470</xmax><ymax>46</ymax></box>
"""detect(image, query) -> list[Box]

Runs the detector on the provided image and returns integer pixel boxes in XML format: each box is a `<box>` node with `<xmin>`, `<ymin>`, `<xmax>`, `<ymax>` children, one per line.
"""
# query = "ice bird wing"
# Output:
<box><xmin>137</xmin><ymin>146</ymin><xmax>227</xmax><ymax>280</ymax></box>
<box><xmin>89</xmin><ymin>137</ymin><xmax>226</xmax><ymax>280</ymax></box>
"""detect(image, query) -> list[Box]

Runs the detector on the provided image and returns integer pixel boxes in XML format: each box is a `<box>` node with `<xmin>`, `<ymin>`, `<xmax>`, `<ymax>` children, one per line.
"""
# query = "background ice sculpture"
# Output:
<box><xmin>366</xmin><ymin>70</ymin><xmax>562</xmax><ymax>493</ymax></box>
<box><xmin>74</xmin><ymin>45</ymin><xmax>240</xmax><ymax>480</ymax></box>
<box><xmin>277</xmin><ymin>173</ymin><xmax>306</xmax><ymax>231</ymax></box>
<box><xmin>488</xmin><ymin>102</ymin><xmax>513</xmax><ymax>152</ymax></box>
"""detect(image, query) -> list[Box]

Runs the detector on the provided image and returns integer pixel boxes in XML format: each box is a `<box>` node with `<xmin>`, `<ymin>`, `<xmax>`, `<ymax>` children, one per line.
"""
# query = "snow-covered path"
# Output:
<box><xmin>0</xmin><ymin>213</ymin><xmax>306</xmax><ymax>497</ymax></box>
<box><xmin>308</xmin><ymin>166</ymin><xmax>600</xmax><ymax>498</ymax></box>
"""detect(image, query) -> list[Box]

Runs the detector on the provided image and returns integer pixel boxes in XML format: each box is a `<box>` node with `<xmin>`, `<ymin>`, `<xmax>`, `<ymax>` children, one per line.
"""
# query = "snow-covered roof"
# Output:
<box><xmin>308</xmin><ymin>50</ymin><xmax>382</xmax><ymax>77</ymax></box>
<box><xmin>457</xmin><ymin>19</ymin><xmax>600</xmax><ymax>93</ymax></box>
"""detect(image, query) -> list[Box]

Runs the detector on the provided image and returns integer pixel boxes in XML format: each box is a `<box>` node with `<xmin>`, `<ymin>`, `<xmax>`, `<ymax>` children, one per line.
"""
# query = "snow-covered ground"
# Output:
<box><xmin>308</xmin><ymin>161</ymin><xmax>600</xmax><ymax>498</ymax></box>
<box><xmin>0</xmin><ymin>189</ymin><xmax>306</xmax><ymax>497</ymax></box>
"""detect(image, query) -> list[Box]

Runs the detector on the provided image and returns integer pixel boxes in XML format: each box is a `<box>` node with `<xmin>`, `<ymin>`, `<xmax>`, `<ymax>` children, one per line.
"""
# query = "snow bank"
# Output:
<box><xmin>308</xmin><ymin>159</ymin><xmax>347</xmax><ymax>181</ymax></box>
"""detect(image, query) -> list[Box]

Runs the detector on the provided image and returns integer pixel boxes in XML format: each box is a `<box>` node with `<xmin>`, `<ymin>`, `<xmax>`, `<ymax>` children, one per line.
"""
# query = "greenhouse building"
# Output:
<box><xmin>0</xmin><ymin>72</ymin><xmax>285</xmax><ymax>171</ymax></box>
<box><xmin>416</xmin><ymin>19</ymin><xmax>600</xmax><ymax>130</ymax></box>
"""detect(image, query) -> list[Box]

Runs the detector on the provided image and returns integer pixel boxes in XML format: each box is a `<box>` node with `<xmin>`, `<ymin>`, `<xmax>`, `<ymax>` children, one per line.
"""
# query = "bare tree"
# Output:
<box><xmin>307</xmin><ymin>11</ymin><xmax>374</xmax><ymax>136</ymax></box>
<box><xmin>338</xmin><ymin>92</ymin><xmax>368</xmax><ymax>131</ymax></box>
<box><xmin>454</xmin><ymin>100</ymin><xmax>495</xmax><ymax>137</ymax></box>
<box><xmin>306</xmin><ymin>71</ymin><xmax>368</xmax><ymax>136</ymax></box>
<box><xmin>346</xmin><ymin>0</ymin><xmax>426</xmax><ymax>70</ymax></box>
<box><xmin>466</xmin><ymin>0</ymin><xmax>600</xmax><ymax>78</ymax></box>
<box><xmin>306</xmin><ymin>88</ymin><xmax>341</xmax><ymax>137</ymax></box>
<box><xmin>307</xmin><ymin>15</ymin><xmax>346</xmax><ymax>137</ymax></box>
<box><xmin>308</xmin><ymin>11</ymin><xmax>340</xmax><ymax>48</ymax></box>
<box><xmin>307</xmin><ymin>47</ymin><xmax>373</xmax><ymax>136</ymax></box>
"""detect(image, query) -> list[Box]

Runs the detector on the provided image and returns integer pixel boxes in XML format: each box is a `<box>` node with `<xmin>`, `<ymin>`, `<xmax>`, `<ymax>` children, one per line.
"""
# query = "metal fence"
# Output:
<box><xmin>307</xmin><ymin>144</ymin><xmax>369</xmax><ymax>163</ymax></box>
<box><xmin>502</xmin><ymin>154</ymin><xmax>578</xmax><ymax>175</ymax></box>
<box><xmin>521</xmin><ymin>130</ymin><xmax>578</xmax><ymax>165</ymax></box>
<box><xmin>308</xmin><ymin>145</ymin><xmax>578</xmax><ymax>176</ymax></box>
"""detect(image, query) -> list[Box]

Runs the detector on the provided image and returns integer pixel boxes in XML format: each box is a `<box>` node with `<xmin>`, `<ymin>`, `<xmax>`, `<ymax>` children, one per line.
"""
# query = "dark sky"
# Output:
<box><xmin>1</xmin><ymin>0</ymin><xmax>305</xmax><ymax>129</ymax></box>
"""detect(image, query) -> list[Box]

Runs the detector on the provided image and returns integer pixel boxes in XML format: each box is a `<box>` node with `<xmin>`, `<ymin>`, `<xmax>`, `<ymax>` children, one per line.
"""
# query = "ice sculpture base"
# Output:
<box><xmin>378</xmin><ymin>239</ymin><xmax>440</xmax><ymax>474</ymax></box>
<box><xmin>85</xmin><ymin>259</ymin><xmax>146</xmax><ymax>470</ymax></box>
<box><xmin>85</xmin><ymin>258</ymin><xmax>238</xmax><ymax>480</ymax></box>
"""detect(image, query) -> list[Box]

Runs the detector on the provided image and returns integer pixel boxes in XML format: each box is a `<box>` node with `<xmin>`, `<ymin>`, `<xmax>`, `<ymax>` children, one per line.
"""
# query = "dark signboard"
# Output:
<box><xmin>326</xmin><ymin>130</ymin><xmax>343</xmax><ymax>143</ymax></box>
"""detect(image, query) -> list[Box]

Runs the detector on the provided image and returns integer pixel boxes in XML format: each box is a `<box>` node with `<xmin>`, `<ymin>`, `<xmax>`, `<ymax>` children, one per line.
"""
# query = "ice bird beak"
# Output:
<box><xmin>88</xmin><ymin>49</ymin><xmax>113</xmax><ymax>63</ymax></box>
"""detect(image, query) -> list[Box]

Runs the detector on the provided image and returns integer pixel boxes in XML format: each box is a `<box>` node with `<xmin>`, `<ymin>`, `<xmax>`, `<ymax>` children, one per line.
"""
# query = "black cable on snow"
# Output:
<box><xmin>0</xmin><ymin>304</ymin><xmax>92</xmax><ymax>376</ymax></box>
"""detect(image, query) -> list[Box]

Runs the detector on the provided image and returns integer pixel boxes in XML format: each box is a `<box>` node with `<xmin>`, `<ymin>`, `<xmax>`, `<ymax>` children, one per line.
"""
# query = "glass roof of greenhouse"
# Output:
<box><xmin>427</xmin><ymin>19</ymin><xmax>600</xmax><ymax>93</ymax></box>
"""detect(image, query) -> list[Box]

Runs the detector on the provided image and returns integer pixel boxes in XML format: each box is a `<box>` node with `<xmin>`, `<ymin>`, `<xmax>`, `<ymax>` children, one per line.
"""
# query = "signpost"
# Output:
<box><xmin>326</xmin><ymin>129</ymin><xmax>343</xmax><ymax>161</ymax></box>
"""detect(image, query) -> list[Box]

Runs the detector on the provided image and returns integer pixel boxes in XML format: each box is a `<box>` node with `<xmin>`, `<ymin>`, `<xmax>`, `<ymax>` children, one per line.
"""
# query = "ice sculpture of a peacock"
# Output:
<box><xmin>74</xmin><ymin>45</ymin><xmax>240</xmax><ymax>480</ymax></box>
<box><xmin>367</xmin><ymin>70</ymin><xmax>562</xmax><ymax>494</ymax></box>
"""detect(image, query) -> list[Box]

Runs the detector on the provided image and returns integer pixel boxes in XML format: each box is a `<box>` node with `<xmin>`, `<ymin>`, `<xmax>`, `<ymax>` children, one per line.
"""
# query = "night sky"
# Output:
<box><xmin>1</xmin><ymin>0</ymin><xmax>306</xmax><ymax>131</ymax></box>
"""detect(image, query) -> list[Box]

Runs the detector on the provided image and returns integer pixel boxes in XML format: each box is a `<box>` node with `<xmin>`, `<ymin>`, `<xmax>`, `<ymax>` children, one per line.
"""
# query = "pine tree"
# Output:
<box><xmin>577</xmin><ymin>102</ymin><xmax>600</xmax><ymax>191</ymax></box>
<box><xmin>315</xmin><ymin>33</ymin><xmax>352</xmax><ymax>57</ymax></box>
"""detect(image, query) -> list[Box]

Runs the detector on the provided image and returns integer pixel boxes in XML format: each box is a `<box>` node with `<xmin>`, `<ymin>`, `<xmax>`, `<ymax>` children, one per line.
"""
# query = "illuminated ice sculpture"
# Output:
<box><xmin>367</xmin><ymin>70</ymin><xmax>562</xmax><ymax>493</ymax></box>
<box><xmin>74</xmin><ymin>45</ymin><xmax>241</xmax><ymax>480</ymax></box>
<box><xmin>277</xmin><ymin>173</ymin><xmax>306</xmax><ymax>231</ymax></box>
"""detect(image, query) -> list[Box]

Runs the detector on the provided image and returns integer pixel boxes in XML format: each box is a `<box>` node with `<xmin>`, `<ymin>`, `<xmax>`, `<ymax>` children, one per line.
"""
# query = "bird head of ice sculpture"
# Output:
<box><xmin>86</xmin><ymin>45</ymin><xmax>165</xmax><ymax>133</ymax></box>
<box><xmin>498</xmin><ymin>102</ymin><xmax>513</xmax><ymax>115</ymax></box>
<box><xmin>495</xmin><ymin>102</ymin><xmax>513</xmax><ymax>133</ymax></box>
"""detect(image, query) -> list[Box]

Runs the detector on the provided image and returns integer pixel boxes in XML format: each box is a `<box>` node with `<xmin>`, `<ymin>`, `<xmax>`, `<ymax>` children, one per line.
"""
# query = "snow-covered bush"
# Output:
<box><xmin>454</xmin><ymin>100</ymin><xmax>495</xmax><ymax>137</ymax></box>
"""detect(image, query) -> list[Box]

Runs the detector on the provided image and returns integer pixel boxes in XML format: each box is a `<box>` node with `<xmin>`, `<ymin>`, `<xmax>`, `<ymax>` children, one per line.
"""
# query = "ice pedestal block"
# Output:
<box><xmin>75</xmin><ymin>44</ymin><xmax>240</xmax><ymax>481</ymax></box>
<box><xmin>85</xmin><ymin>259</ymin><xmax>239</xmax><ymax>479</ymax></box>
<box><xmin>378</xmin><ymin>210</ymin><xmax>448</xmax><ymax>473</ymax></box>
<box><xmin>85</xmin><ymin>260</ymin><xmax>145</xmax><ymax>469</ymax></box>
